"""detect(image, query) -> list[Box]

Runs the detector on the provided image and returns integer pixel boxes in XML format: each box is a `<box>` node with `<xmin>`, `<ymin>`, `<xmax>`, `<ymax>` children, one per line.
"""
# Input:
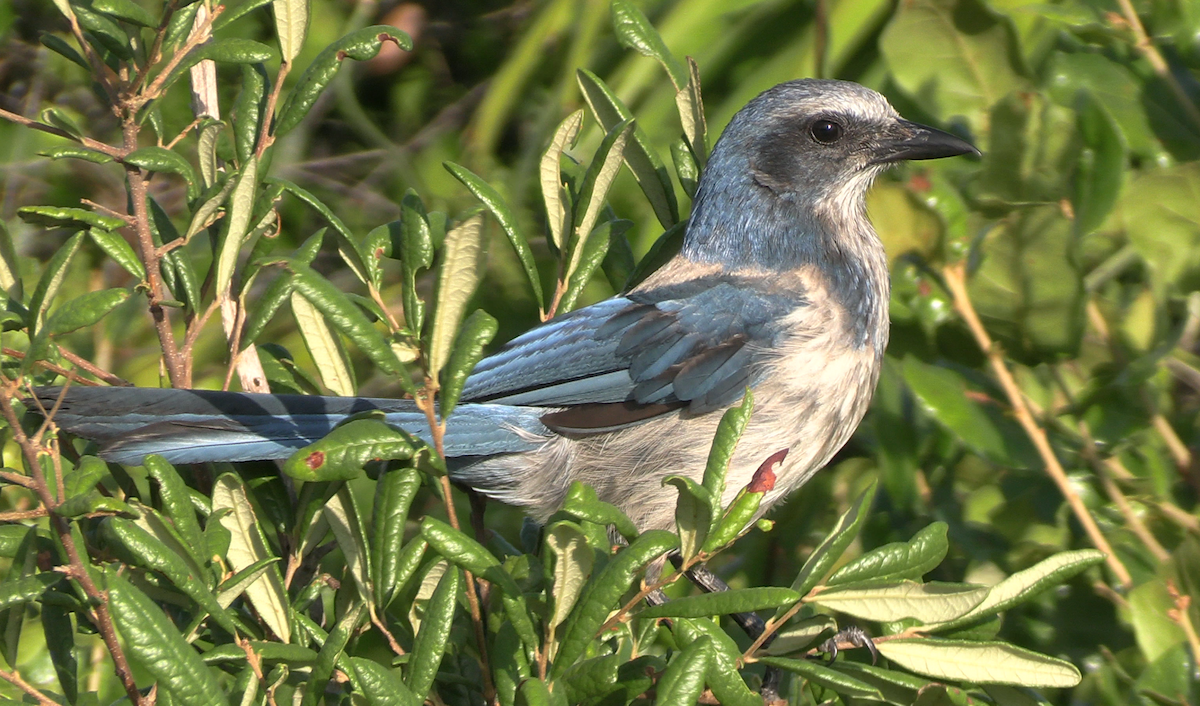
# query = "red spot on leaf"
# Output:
<box><xmin>749</xmin><ymin>449</ymin><xmax>787</xmax><ymax>493</ymax></box>
<box><xmin>306</xmin><ymin>451</ymin><xmax>325</xmax><ymax>470</ymax></box>
<box><xmin>374</xmin><ymin>246</ymin><xmax>384</xmax><ymax>259</ymax></box>
<box><xmin>908</xmin><ymin>173</ymin><xmax>932</xmax><ymax>192</ymax></box>
<box><xmin>336</xmin><ymin>50</ymin><xmax>348</xmax><ymax>61</ymax></box>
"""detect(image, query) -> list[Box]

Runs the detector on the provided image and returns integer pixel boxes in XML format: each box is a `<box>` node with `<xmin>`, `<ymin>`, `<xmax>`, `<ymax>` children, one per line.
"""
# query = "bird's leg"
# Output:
<box><xmin>817</xmin><ymin>625</ymin><xmax>879</xmax><ymax>664</ymax></box>
<box><xmin>670</xmin><ymin>557</ymin><xmax>784</xmax><ymax>701</ymax></box>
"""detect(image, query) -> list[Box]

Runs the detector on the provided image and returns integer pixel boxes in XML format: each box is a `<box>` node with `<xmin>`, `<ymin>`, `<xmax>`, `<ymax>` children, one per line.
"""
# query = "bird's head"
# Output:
<box><xmin>683</xmin><ymin>79</ymin><xmax>977</xmax><ymax>270</ymax></box>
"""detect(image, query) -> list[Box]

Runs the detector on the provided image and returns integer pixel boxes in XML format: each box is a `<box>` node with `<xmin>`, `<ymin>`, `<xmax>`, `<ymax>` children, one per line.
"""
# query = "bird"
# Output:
<box><xmin>34</xmin><ymin>79</ymin><xmax>976</xmax><ymax>532</ymax></box>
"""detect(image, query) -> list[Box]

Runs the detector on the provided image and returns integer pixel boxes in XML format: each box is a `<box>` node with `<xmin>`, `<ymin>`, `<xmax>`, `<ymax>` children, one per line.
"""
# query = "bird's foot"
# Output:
<box><xmin>817</xmin><ymin>625</ymin><xmax>878</xmax><ymax>664</ymax></box>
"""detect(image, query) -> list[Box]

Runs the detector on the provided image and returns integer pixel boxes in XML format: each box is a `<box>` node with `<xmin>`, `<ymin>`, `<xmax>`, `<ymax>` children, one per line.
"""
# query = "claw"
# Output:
<box><xmin>817</xmin><ymin>626</ymin><xmax>878</xmax><ymax>664</ymax></box>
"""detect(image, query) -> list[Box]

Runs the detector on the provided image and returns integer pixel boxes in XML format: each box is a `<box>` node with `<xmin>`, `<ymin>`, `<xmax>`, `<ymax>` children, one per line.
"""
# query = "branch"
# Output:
<box><xmin>0</xmin><ymin>666</ymin><xmax>59</xmax><ymax>706</ymax></box>
<box><xmin>941</xmin><ymin>262</ymin><xmax>1133</xmax><ymax>588</ymax></box>
<box><xmin>1112</xmin><ymin>1</ymin><xmax>1200</xmax><ymax>133</ymax></box>
<box><xmin>0</xmin><ymin>108</ymin><xmax>124</xmax><ymax>158</ymax></box>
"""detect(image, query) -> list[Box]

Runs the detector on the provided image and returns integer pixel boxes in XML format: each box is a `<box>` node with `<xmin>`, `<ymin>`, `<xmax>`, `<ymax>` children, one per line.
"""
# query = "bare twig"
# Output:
<box><xmin>0</xmin><ymin>508</ymin><xmax>48</xmax><ymax>521</ymax></box>
<box><xmin>56</xmin><ymin>346</ymin><xmax>131</xmax><ymax>387</ymax></box>
<box><xmin>0</xmin><ymin>108</ymin><xmax>124</xmax><ymax>158</ymax></box>
<box><xmin>942</xmin><ymin>262</ymin><xmax>1133</xmax><ymax>588</ymax></box>
<box><xmin>1167</xmin><ymin>580</ymin><xmax>1200</xmax><ymax>664</ymax></box>
<box><xmin>255</xmin><ymin>62</ymin><xmax>292</xmax><ymax>158</ymax></box>
<box><xmin>1</xmin><ymin>347</ymin><xmax>104</xmax><ymax>386</ymax></box>
<box><xmin>0</xmin><ymin>666</ymin><xmax>59</xmax><ymax>706</ymax></box>
<box><xmin>1112</xmin><ymin>1</ymin><xmax>1200</xmax><ymax>132</ymax></box>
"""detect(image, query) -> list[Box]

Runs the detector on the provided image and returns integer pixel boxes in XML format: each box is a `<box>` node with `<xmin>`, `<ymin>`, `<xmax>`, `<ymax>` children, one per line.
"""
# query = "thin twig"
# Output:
<box><xmin>2</xmin><ymin>347</ymin><xmax>103</xmax><ymax>386</ymax></box>
<box><xmin>942</xmin><ymin>262</ymin><xmax>1133</xmax><ymax>588</ymax></box>
<box><xmin>1167</xmin><ymin>580</ymin><xmax>1200</xmax><ymax>664</ymax></box>
<box><xmin>255</xmin><ymin>62</ymin><xmax>292</xmax><ymax>158</ymax></box>
<box><xmin>0</xmin><ymin>469</ymin><xmax>34</xmax><ymax>488</ymax></box>
<box><xmin>0</xmin><ymin>666</ymin><xmax>59</xmax><ymax>706</ymax></box>
<box><xmin>139</xmin><ymin>5</ymin><xmax>224</xmax><ymax>106</ymax></box>
<box><xmin>0</xmin><ymin>108</ymin><xmax>125</xmax><ymax>158</ymax></box>
<box><xmin>80</xmin><ymin>199</ymin><xmax>135</xmax><ymax>223</ymax></box>
<box><xmin>415</xmin><ymin>386</ymin><xmax>496</xmax><ymax>703</ymax></box>
<box><xmin>56</xmin><ymin>346</ymin><xmax>131</xmax><ymax>387</ymax></box>
<box><xmin>1112</xmin><ymin>0</ymin><xmax>1200</xmax><ymax>132</ymax></box>
<box><xmin>0</xmin><ymin>508</ymin><xmax>48</xmax><ymax>521</ymax></box>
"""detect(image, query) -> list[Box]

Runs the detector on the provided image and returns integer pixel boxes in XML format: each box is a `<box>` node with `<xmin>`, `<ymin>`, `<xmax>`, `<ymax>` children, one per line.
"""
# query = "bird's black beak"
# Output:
<box><xmin>872</xmin><ymin>120</ymin><xmax>979</xmax><ymax>164</ymax></box>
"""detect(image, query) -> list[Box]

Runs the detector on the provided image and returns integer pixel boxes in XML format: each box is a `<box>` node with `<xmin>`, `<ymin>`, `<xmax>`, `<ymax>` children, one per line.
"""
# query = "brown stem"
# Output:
<box><xmin>0</xmin><ymin>469</ymin><xmax>34</xmax><ymax>489</ymax></box>
<box><xmin>124</xmin><ymin>121</ymin><xmax>188</xmax><ymax>388</ymax></box>
<box><xmin>595</xmin><ymin>554</ymin><xmax>700</xmax><ymax>636</ymax></box>
<box><xmin>415</xmin><ymin>386</ymin><xmax>495</xmax><ymax>702</ymax></box>
<box><xmin>0</xmin><ymin>666</ymin><xmax>59</xmax><ymax>706</ymax></box>
<box><xmin>0</xmin><ymin>508</ymin><xmax>48</xmax><ymax>521</ymax></box>
<box><xmin>256</xmin><ymin>62</ymin><xmax>292</xmax><ymax>158</ymax></box>
<box><xmin>139</xmin><ymin>5</ymin><xmax>224</xmax><ymax>106</ymax></box>
<box><xmin>942</xmin><ymin>263</ymin><xmax>1133</xmax><ymax>588</ymax></box>
<box><xmin>2</xmin><ymin>347</ymin><xmax>104</xmax><ymax>386</ymax></box>
<box><xmin>1167</xmin><ymin>580</ymin><xmax>1200</xmax><ymax>664</ymax></box>
<box><xmin>57</xmin><ymin>346</ymin><xmax>131</xmax><ymax>386</ymax></box>
<box><xmin>1113</xmin><ymin>0</ymin><xmax>1200</xmax><ymax>132</ymax></box>
<box><xmin>0</xmin><ymin>108</ymin><xmax>125</xmax><ymax>158</ymax></box>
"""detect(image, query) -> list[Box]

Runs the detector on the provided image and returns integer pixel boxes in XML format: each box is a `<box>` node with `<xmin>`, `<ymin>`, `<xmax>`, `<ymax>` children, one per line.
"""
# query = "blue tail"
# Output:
<box><xmin>33</xmin><ymin>387</ymin><xmax>550</xmax><ymax>466</ymax></box>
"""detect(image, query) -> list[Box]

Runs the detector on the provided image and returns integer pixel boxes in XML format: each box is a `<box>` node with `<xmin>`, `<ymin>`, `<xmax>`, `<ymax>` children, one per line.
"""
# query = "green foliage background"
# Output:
<box><xmin>0</xmin><ymin>0</ymin><xmax>1199</xmax><ymax>704</ymax></box>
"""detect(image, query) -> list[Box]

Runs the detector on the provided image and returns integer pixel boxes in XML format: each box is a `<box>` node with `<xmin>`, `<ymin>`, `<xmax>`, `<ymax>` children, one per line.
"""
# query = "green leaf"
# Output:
<box><xmin>763</xmin><ymin>615</ymin><xmax>837</xmax><ymax>656</ymax></box>
<box><xmin>703</xmin><ymin>448</ymin><xmax>783</xmax><ymax>553</ymax></box>
<box><xmin>610</xmin><ymin>0</ymin><xmax>687</xmax><ymax>89</ymax></box>
<box><xmin>445</xmin><ymin>163</ymin><xmax>544</xmax><ymax>310</ymax></box>
<box><xmin>540</xmin><ymin>110</ymin><xmax>584</xmax><ymax>251</ymax></box>
<box><xmin>551</xmin><ymin>530</ymin><xmax>678</xmax><ymax>678</ymax></box>
<box><xmin>272</xmin><ymin>0</ymin><xmax>309</xmax><ymax>63</ymax></box>
<box><xmin>301</xmin><ymin>603</ymin><xmax>364</xmax><ymax>706</ymax></box>
<box><xmin>784</xmin><ymin>483</ymin><xmax>876</xmax><ymax>601</ymax></box>
<box><xmin>1109</xmin><ymin>163</ymin><xmax>1200</xmax><ymax>297</ymax></box>
<box><xmin>0</xmin><ymin>223</ymin><xmax>22</xmax><ymax>299</ymax></box>
<box><xmin>405</xmin><ymin>566</ymin><xmax>459</xmax><ymax>698</ymax></box>
<box><xmin>428</xmin><ymin>215</ymin><xmax>486</xmax><ymax>380</ymax></box>
<box><xmin>101</xmin><ymin>518</ymin><xmax>242</xmax><ymax>637</ymax></box>
<box><xmin>808</xmin><ymin>581</ymin><xmax>989</xmax><ymax>623</ymax></box>
<box><xmin>93</xmin><ymin>0</ymin><xmax>156</xmax><ymax>27</ymax></box>
<box><xmin>160</xmin><ymin>39</ymin><xmax>275</xmax><ymax>94</ymax></box>
<box><xmin>759</xmin><ymin>657</ymin><xmax>885</xmax><ymax>701</ymax></box>
<box><xmin>930</xmin><ymin>549</ymin><xmax>1105</xmax><ymax>631</ymax></box>
<box><xmin>576</xmin><ymin>70</ymin><xmax>679</xmax><ymax>229</ymax></box>
<box><xmin>420</xmin><ymin>517</ymin><xmax>539</xmax><ymax>653</ymax></box>
<box><xmin>639</xmin><ymin>587</ymin><xmax>799</xmax><ymax>619</ymax></box>
<box><xmin>879</xmin><ymin>0</ymin><xmax>1023</xmax><ymax>137</ymax></box>
<box><xmin>125</xmin><ymin>147</ymin><xmax>200</xmax><ymax>201</ymax></box>
<box><xmin>74</xmin><ymin>5</ymin><xmax>131</xmax><ymax>58</ymax></box>
<box><xmin>902</xmin><ymin>357</ymin><xmax>1037</xmax><ymax>467</ymax></box>
<box><xmin>233</xmin><ymin>64</ymin><xmax>268</xmax><ymax>164</ymax></box>
<box><xmin>42</xmin><ymin>600</ymin><xmax>77</xmax><ymax>704</ymax></box>
<box><xmin>655</xmin><ymin>635</ymin><xmax>712</xmax><ymax>704</ymax></box>
<box><xmin>40</xmin><ymin>33</ymin><xmax>89</xmax><ymax>70</ymax></box>
<box><xmin>212</xmin><ymin>474</ymin><xmax>290</xmax><ymax>642</ymax></box>
<box><xmin>560</xmin><ymin>219</ymin><xmax>628</xmax><ymax>313</ymax></box>
<box><xmin>39</xmin><ymin>146</ymin><xmax>113</xmax><ymax>164</ymax></box>
<box><xmin>216</xmin><ymin>558</ymin><xmax>279</xmax><ymax>609</ymax></box>
<box><xmin>672</xmin><ymin>618</ymin><xmax>759</xmax><ymax>706</ymax></box>
<box><xmin>284</xmin><ymin>418</ymin><xmax>415</xmax><ymax>482</ymax></box>
<box><xmin>241</xmin><ymin>272</ymin><xmax>295</xmax><ymax>345</ymax></box>
<box><xmin>350</xmin><ymin>656</ymin><xmax>420</xmax><ymax>706</ymax></box>
<box><xmin>372</xmin><ymin>467</ymin><xmax>422</xmax><ymax>607</ymax></box>
<box><xmin>0</xmin><ymin>573</ymin><xmax>64</xmax><ymax>611</ymax></box>
<box><xmin>827</xmin><ymin>522</ymin><xmax>949</xmax><ymax>586</ymax></box>
<box><xmin>45</xmin><ymin>288</ymin><xmax>129</xmax><ymax>336</ymax></box>
<box><xmin>291</xmin><ymin>290</ymin><xmax>355</xmax><ymax>396</ymax></box>
<box><xmin>567</xmin><ymin>120</ymin><xmax>633</xmax><ymax>284</ymax></box>
<box><xmin>1072</xmin><ymin>91</ymin><xmax>1125</xmax><ymax>237</ymax></box>
<box><xmin>440</xmin><ymin>309</ymin><xmax>497</xmax><ymax>417</ymax></box>
<box><xmin>27</xmin><ymin>232</ymin><xmax>85</xmax><ymax>334</ymax></box>
<box><xmin>213</xmin><ymin>0</ymin><xmax>273</xmax><ymax>32</ymax></box>
<box><xmin>671</xmin><ymin>137</ymin><xmax>699</xmax><ymax>200</ymax></box>
<box><xmin>324</xmin><ymin>487</ymin><xmax>373</xmax><ymax>606</ymax></box>
<box><xmin>288</xmin><ymin>261</ymin><xmax>403</xmax><ymax>375</ymax></box>
<box><xmin>674</xmin><ymin>58</ymin><xmax>707</xmax><ymax>165</ymax></box>
<box><xmin>268</xmin><ymin>177</ymin><xmax>373</xmax><ymax>287</ymax></box>
<box><xmin>665</xmin><ymin>475</ymin><xmax>712</xmax><ymax>562</ymax></box>
<box><xmin>558</xmin><ymin>482</ymin><xmax>638</xmax><ymax>541</ymax></box>
<box><xmin>275</xmin><ymin>26</ymin><xmax>413</xmax><ymax>137</ymax></box>
<box><xmin>398</xmin><ymin>191</ymin><xmax>433</xmax><ymax>334</ymax></box>
<box><xmin>875</xmin><ymin>638</ymin><xmax>1082</xmax><ymax>688</ymax></box>
<box><xmin>546</xmin><ymin>522</ymin><xmax>594</xmax><ymax>642</ymax></box>
<box><xmin>18</xmin><ymin>205</ymin><xmax>126</xmax><ymax>232</ymax></box>
<box><xmin>105</xmin><ymin>569</ymin><xmax>227</xmax><ymax>706</ymax></box>
<box><xmin>215</xmin><ymin>157</ymin><xmax>259</xmax><ymax>299</ymax></box>
<box><xmin>88</xmin><ymin>229</ymin><xmax>145</xmax><ymax>279</ymax></box>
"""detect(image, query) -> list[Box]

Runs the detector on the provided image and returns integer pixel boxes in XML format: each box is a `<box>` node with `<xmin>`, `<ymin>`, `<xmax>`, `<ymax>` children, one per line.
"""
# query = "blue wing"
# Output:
<box><xmin>461</xmin><ymin>274</ymin><xmax>806</xmax><ymax>433</ymax></box>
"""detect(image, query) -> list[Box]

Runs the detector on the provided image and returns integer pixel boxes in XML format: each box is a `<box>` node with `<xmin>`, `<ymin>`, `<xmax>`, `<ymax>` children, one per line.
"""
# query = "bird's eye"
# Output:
<box><xmin>810</xmin><ymin>119</ymin><xmax>843</xmax><ymax>144</ymax></box>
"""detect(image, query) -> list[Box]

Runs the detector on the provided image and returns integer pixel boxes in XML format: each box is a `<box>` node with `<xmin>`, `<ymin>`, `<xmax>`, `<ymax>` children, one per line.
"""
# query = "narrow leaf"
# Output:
<box><xmin>405</xmin><ymin>566</ymin><xmax>460</xmax><ymax>698</ymax></box>
<box><xmin>428</xmin><ymin>215</ymin><xmax>485</xmax><ymax>380</ymax></box>
<box><xmin>876</xmin><ymin>638</ymin><xmax>1082</xmax><ymax>688</ymax></box>
<box><xmin>291</xmin><ymin>291</ymin><xmax>355</xmax><ymax>396</ymax></box>
<box><xmin>638</xmin><ymin>587</ymin><xmax>799</xmax><ymax>619</ymax></box>
<box><xmin>808</xmin><ymin>581</ymin><xmax>989</xmax><ymax>624</ymax></box>
<box><xmin>272</xmin><ymin>0</ymin><xmax>309</xmax><ymax>63</ymax></box>
<box><xmin>566</xmin><ymin>120</ymin><xmax>633</xmax><ymax>283</ymax></box>
<box><xmin>212</xmin><ymin>474</ymin><xmax>290</xmax><ymax>642</ymax></box>
<box><xmin>541</xmin><ymin>110</ymin><xmax>584</xmax><ymax>251</ymax></box>
<box><xmin>440</xmin><ymin>309</ymin><xmax>497</xmax><ymax>416</ymax></box>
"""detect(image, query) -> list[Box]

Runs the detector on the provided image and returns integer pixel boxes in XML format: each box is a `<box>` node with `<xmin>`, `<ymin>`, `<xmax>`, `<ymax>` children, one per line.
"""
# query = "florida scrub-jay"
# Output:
<box><xmin>35</xmin><ymin>80</ymin><xmax>976</xmax><ymax>531</ymax></box>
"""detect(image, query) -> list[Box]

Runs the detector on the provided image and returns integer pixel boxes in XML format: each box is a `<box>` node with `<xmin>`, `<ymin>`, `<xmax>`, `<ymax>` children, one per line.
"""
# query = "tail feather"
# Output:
<box><xmin>33</xmin><ymin>387</ymin><xmax>552</xmax><ymax>466</ymax></box>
